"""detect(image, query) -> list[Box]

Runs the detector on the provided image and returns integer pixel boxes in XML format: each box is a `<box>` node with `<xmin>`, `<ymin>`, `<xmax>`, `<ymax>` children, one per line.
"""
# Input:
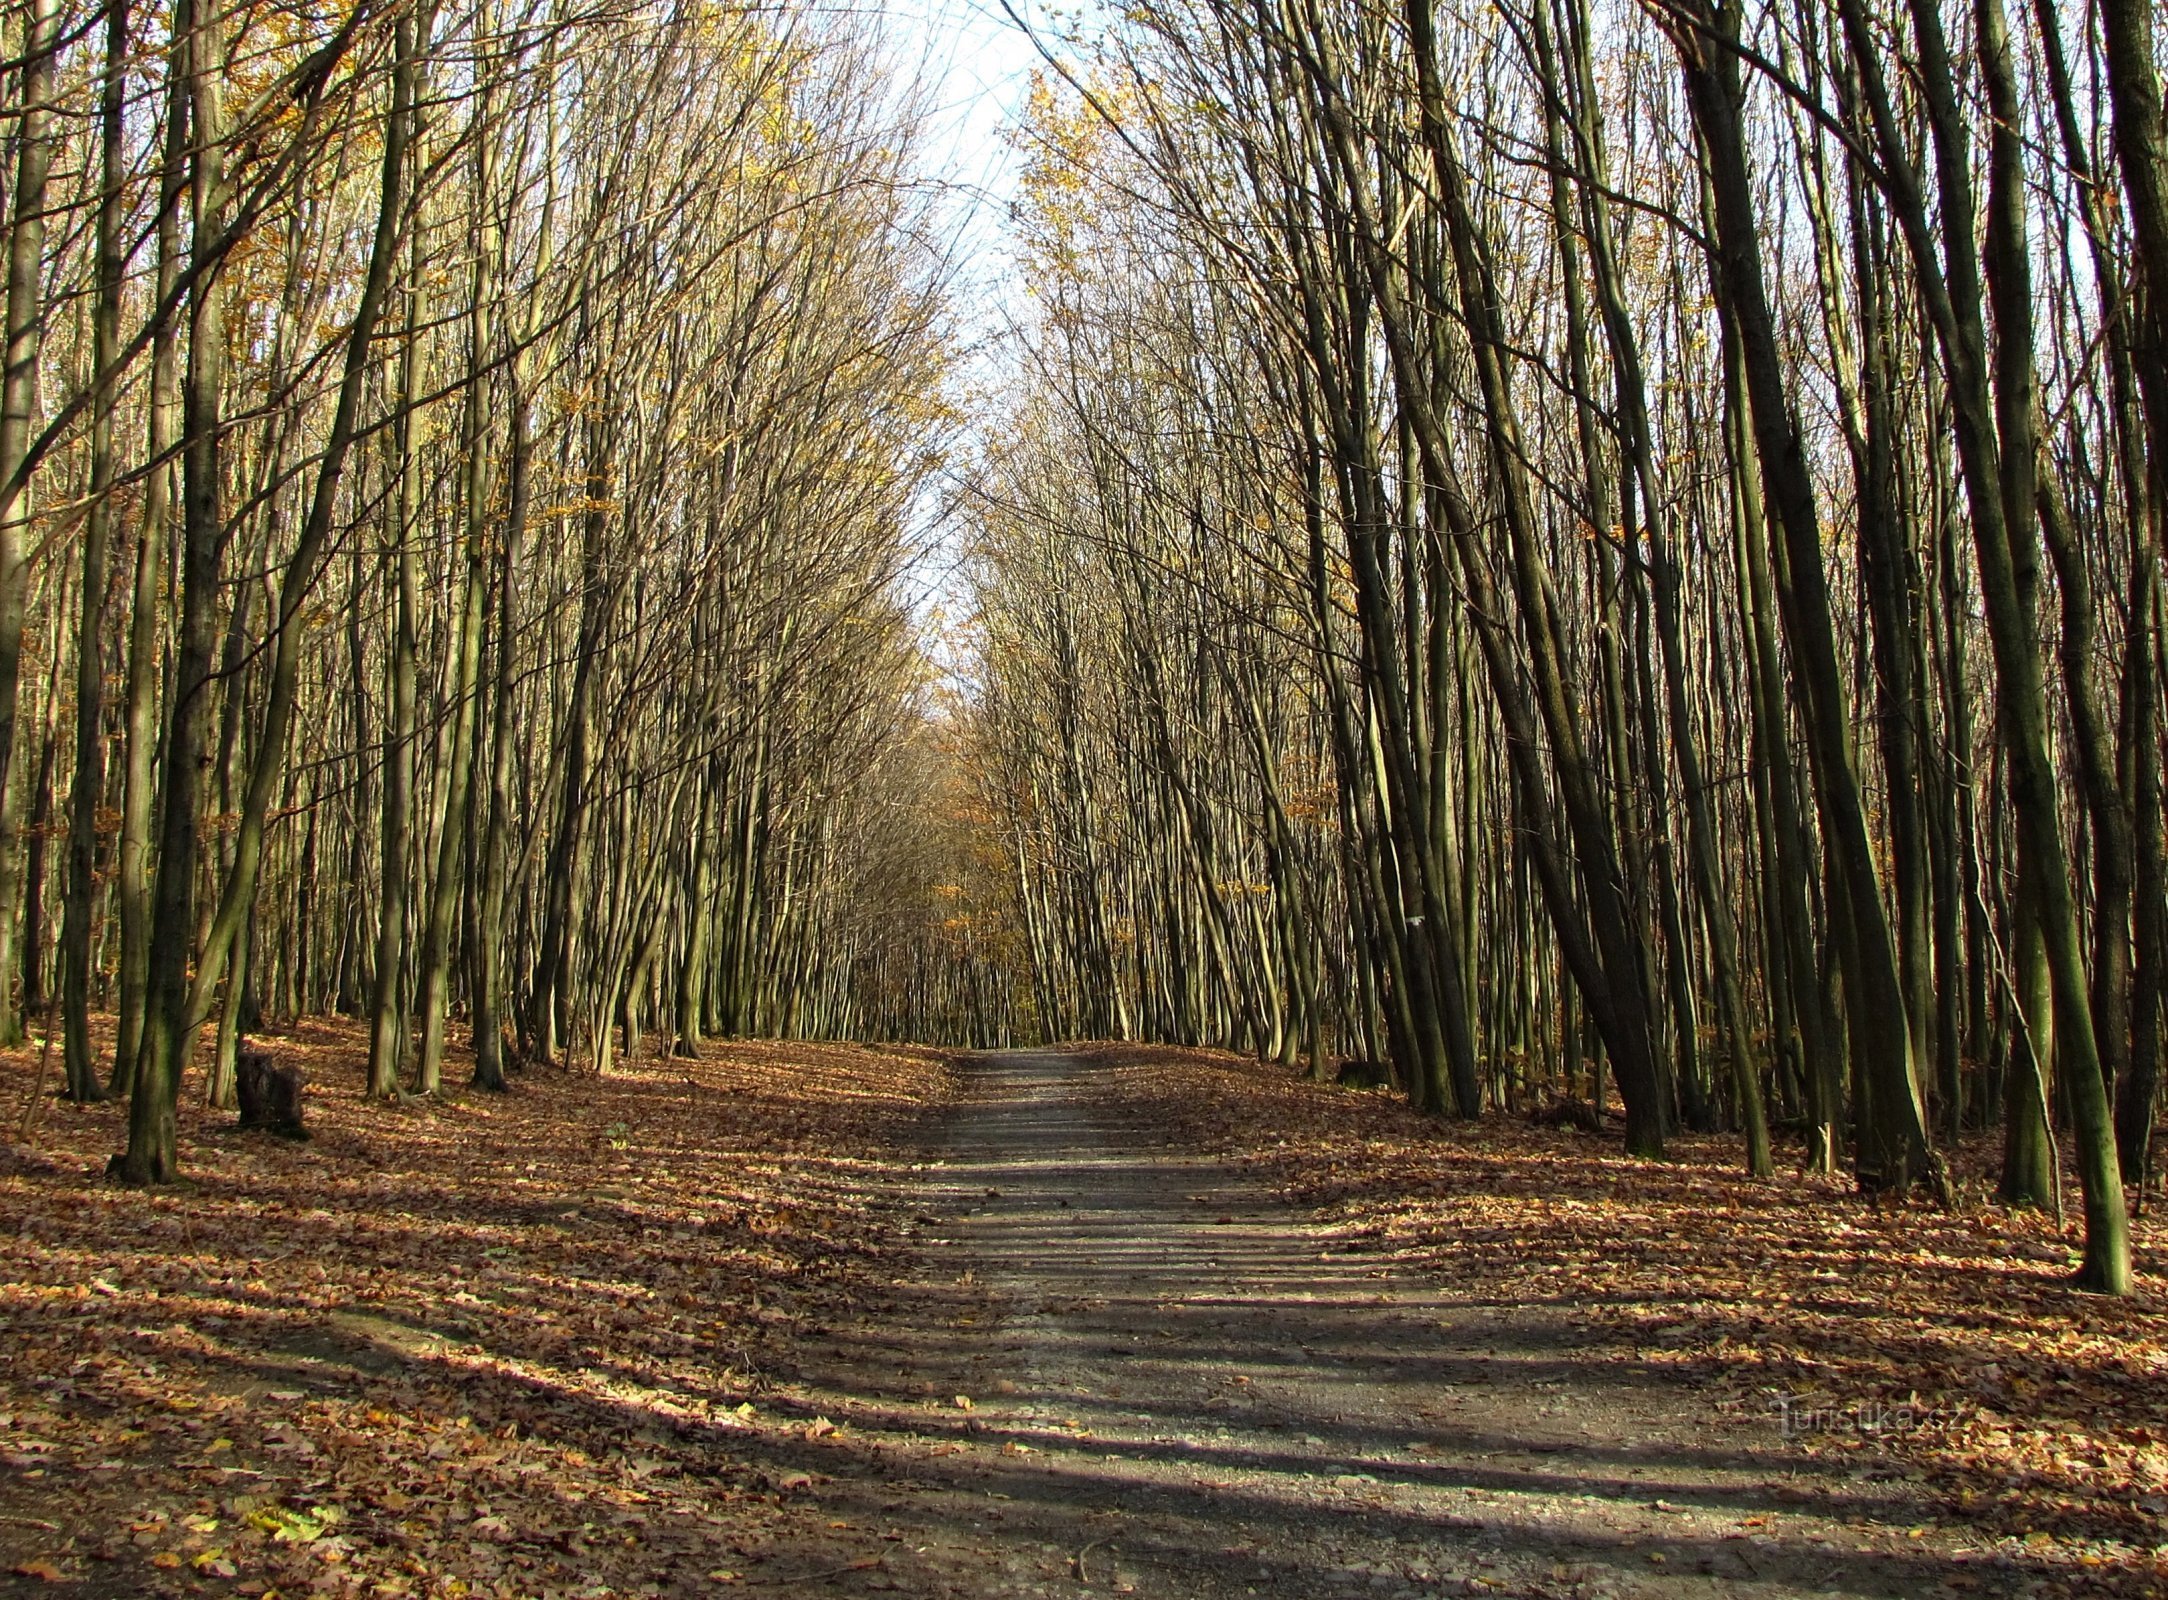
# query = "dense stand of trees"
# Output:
<box><xmin>8</xmin><ymin>0</ymin><xmax>2163</xmax><ymax>1301</ymax></box>
<box><xmin>966</xmin><ymin>0</ymin><xmax>2168</xmax><ymax>1295</ymax></box>
<box><xmin>0</xmin><ymin>0</ymin><xmax>989</xmax><ymax>1177</ymax></box>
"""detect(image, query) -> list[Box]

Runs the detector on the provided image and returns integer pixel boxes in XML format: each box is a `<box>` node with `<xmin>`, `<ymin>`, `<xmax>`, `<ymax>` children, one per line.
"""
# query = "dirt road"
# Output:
<box><xmin>755</xmin><ymin>1050</ymin><xmax>2023</xmax><ymax>1598</ymax></box>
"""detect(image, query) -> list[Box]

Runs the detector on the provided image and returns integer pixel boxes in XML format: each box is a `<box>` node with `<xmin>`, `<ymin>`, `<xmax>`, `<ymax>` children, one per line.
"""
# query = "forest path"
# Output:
<box><xmin>766</xmin><ymin>1050</ymin><xmax>1993</xmax><ymax>1600</ymax></box>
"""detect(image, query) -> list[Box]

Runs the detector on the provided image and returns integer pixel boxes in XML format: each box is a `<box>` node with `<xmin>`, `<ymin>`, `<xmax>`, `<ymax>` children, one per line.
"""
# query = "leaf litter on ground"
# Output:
<box><xmin>1076</xmin><ymin>1042</ymin><xmax>2168</xmax><ymax>1594</ymax></box>
<box><xmin>0</xmin><ymin>1019</ymin><xmax>957</xmax><ymax>1598</ymax></box>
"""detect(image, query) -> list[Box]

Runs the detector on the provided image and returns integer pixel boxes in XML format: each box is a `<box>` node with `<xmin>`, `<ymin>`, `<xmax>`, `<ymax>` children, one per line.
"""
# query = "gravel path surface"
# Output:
<box><xmin>758</xmin><ymin>1051</ymin><xmax>2015</xmax><ymax>1598</ymax></box>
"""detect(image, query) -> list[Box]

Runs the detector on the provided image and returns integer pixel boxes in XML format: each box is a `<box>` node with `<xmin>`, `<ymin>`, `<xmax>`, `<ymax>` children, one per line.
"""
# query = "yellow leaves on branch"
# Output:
<box><xmin>533</xmin><ymin>497</ymin><xmax>620</xmax><ymax>522</ymax></box>
<box><xmin>1013</xmin><ymin>72</ymin><xmax>1126</xmax><ymax>294</ymax></box>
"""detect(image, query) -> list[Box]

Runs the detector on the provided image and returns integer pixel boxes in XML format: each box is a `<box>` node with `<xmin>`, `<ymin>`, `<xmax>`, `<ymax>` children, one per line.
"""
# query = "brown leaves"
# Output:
<box><xmin>0</xmin><ymin>1021</ymin><xmax>956</xmax><ymax>1596</ymax></box>
<box><xmin>1081</xmin><ymin>1043</ymin><xmax>2168</xmax><ymax>1590</ymax></box>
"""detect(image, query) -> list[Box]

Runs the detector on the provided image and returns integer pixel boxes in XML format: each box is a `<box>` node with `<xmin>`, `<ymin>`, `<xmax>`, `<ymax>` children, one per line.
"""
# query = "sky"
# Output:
<box><xmin>870</xmin><ymin>0</ymin><xmax>1051</xmax><ymax>683</ymax></box>
<box><xmin>880</xmin><ymin>0</ymin><xmax>1047</xmax><ymax>342</ymax></box>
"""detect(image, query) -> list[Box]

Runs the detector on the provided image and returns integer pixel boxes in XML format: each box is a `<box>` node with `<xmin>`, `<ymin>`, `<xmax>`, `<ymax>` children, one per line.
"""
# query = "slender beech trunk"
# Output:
<box><xmin>1838</xmin><ymin>0</ymin><xmax>2125</xmax><ymax>1285</ymax></box>
<box><xmin>63</xmin><ymin>0</ymin><xmax>130</xmax><ymax>1101</ymax></box>
<box><xmin>675</xmin><ymin>759</ymin><xmax>716</xmax><ymax>1057</ymax></box>
<box><xmin>1548</xmin><ymin>0</ymin><xmax>1768</xmax><ymax>1169</ymax></box>
<box><xmin>471</xmin><ymin>379</ymin><xmax>526</xmax><ymax>1091</ymax></box>
<box><xmin>180</xmin><ymin>2</ymin><xmax>425</xmax><ymax>1061</ymax></box>
<box><xmin>2118</xmin><ymin>582</ymin><xmax>2165</xmax><ymax>1187</ymax></box>
<box><xmin>530</xmin><ymin>418</ymin><xmax>610</xmax><ymax>1060</ymax></box>
<box><xmin>367</xmin><ymin>244</ymin><xmax>427</xmax><ymax>1099</ymax></box>
<box><xmin>1671</xmin><ymin>0</ymin><xmax>1931</xmax><ymax>1190</ymax></box>
<box><xmin>1416</xmin><ymin>94</ymin><xmax>1666</xmax><ymax>1153</ymax></box>
<box><xmin>2097</xmin><ymin>0</ymin><xmax>2168</xmax><ymax>482</ymax></box>
<box><xmin>118</xmin><ymin>0</ymin><xmax>228</xmax><ymax>1184</ymax></box>
<box><xmin>2032</xmin><ymin>0</ymin><xmax>2167</xmax><ymax>1195</ymax></box>
<box><xmin>0</xmin><ymin>0</ymin><xmax>63</xmax><ymax>1048</ymax></box>
<box><xmin>112</xmin><ymin>14</ymin><xmax>190</xmax><ymax>1099</ymax></box>
<box><xmin>416</xmin><ymin>158</ymin><xmax>496</xmax><ymax>1093</ymax></box>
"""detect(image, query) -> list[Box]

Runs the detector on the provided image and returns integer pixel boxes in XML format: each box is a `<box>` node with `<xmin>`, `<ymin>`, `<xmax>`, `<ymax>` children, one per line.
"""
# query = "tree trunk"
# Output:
<box><xmin>117</xmin><ymin>0</ymin><xmax>229</xmax><ymax>1185</ymax></box>
<box><xmin>62</xmin><ymin>0</ymin><xmax>131</xmax><ymax>1103</ymax></box>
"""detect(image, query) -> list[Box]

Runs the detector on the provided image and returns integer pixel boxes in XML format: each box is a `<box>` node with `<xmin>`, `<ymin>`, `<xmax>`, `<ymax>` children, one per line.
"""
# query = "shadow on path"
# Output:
<box><xmin>757</xmin><ymin>1050</ymin><xmax>2042</xmax><ymax>1599</ymax></box>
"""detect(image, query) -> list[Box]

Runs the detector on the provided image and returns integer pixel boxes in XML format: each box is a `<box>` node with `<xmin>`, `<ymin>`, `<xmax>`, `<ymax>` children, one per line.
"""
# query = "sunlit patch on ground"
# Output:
<box><xmin>1079</xmin><ymin>1044</ymin><xmax>2168</xmax><ymax>1582</ymax></box>
<box><xmin>0</xmin><ymin>1022</ymin><xmax>956</xmax><ymax>1597</ymax></box>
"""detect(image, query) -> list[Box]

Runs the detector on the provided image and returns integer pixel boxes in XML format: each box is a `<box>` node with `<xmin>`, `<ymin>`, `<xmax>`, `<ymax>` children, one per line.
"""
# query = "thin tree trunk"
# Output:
<box><xmin>178</xmin><ymin>1</ymin><xmax>425</xmax><ymax>1056</ymax></box>
<box><xmin>1672</xmin><ymin>0</ymin><xmax>1932</xmax><ymax>1190</ymax></box>
<box><xmin>118</xmin><ymin>0</ymin><xmax>229</xmax><ymax>1185</ymax></box>
<box><xmin>62</xmin><ymin>0</ymin><xmax>131</xmax><ymax>1102</ymax></box>
<box><xmin>471</xmin><ymin>378</ymin><xmax>526</xmax><ymax>1092</ymax></box>
<box><xmin>367</xmin><ymin>242</ymin><xmax>427</xmax><ymax>1100</ymax></box>
<box><xmin>112</xmin><ymin>8</ymin><xmax>190</xmax><ymax>1100</ymax></box>
<box><xmin>0</xmin><ymin>0</ymin><xmax>63</xmax><ymax>1050</ymax></box>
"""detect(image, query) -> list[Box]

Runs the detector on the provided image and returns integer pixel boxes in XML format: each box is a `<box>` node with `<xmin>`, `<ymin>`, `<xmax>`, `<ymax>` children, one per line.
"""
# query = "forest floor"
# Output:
<box><xmin>0</xmin><ymin>1031</ymin><xmax>2163</xmax><ymax>1599</ymax></box>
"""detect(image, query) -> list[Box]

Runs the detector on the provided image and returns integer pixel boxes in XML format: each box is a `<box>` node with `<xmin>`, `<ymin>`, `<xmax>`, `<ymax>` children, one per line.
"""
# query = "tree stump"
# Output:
<box><xmin>1335</xmin><ymin>1057</ymin><xmax>1391</xmax><ymax>1090</ymax></box>
<box><xmin>236</xmin><ymin>1045</ymin><xmax>309</xmax><ymax>1140</ymax></box>
<box><xmin>1528</xmin><ymin>1096</ymin><xmax>1603</xmax><ymax>1134</ymax></box>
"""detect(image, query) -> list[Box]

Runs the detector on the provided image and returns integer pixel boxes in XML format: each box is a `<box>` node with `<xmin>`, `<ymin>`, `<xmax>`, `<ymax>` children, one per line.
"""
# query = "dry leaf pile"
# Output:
<box><xmin>0</xmin><ymin>1021</ymin><xmax>954</xmax><ymax>1598</ymax></box>
<box><xmin>1078</xmin><ymin>1042</ymin><xmax>2168</xmax><ymax>1592</ymax></box>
